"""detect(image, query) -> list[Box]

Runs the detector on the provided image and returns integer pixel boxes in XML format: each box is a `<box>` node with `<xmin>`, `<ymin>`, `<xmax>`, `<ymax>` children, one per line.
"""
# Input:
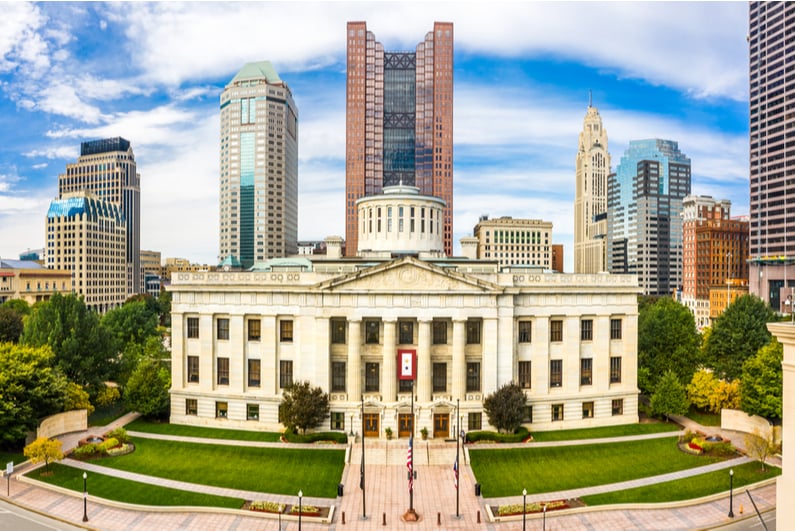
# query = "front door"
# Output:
<box><xmin>398</xmin><ymin>414</ymin><xmax>414</xmax><ymax>438</ymax></box>
<box><xmin>433</xmin><ymin>413</ymin><xmax>449</xmax><ymax>439</ymax></box>
<box><xmin>363</xmin><ymin>413</ymin><xmax>379</xmax><ymax>438</ymax></box>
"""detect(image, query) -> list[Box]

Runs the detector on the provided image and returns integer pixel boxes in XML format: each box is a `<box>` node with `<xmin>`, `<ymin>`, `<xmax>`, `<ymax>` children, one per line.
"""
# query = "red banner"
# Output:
<box><xmin>397</xmin><ymin>349</ymin><xmax>416</xmax><ymax>380</ymax></box>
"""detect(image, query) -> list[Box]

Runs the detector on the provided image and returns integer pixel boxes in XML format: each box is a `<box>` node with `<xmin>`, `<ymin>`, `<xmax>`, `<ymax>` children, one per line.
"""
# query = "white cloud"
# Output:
<box><xmin>0</xmin><ymin>3</ymin><xmax>48</xmax><ymax>73</ymax></box>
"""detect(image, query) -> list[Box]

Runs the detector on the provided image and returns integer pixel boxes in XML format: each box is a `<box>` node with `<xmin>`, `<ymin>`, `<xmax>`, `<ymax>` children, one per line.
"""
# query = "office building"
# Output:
<box><xmin>748</xmin><ymin>2</ymin><xmax>795</xmax><ymax>309</ymax></box>
<box><xmin>219</xmin><ymin>61</ymin><xmax>298</xmax><ymax>269</ymax></box>
<box><xmin>469</xmin><ymin>216</ymin><xmax>553</xmax><ymax>270</ymax></box>
<box><xmin>574</xmin><ymin>102</ymin><xmax>611</xmax><ymax>273</ymax></box>
<box><xmin>345</xmin><ymin>21</ymin><xmax>454</xmax><ymax>256</ymax></box>
<box><xmin>608</xmin><ymin>139</ymin><xmax>691</xmax><ymax>296</ymax></box>
<box><xmin>0</xmin><ymin>259</ymin><xmax>72</xmax><ymax>305</ymax></box>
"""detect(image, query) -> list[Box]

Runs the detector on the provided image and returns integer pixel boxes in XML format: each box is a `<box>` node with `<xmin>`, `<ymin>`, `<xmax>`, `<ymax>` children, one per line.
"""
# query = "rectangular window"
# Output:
<box><xmin>248</xmin><ymin>319</ymin><xmax>261</xmax><ymax>341</ymax></box>
<box><xmin>399</xmin><ymin>379</ymin><xmax>413</xmax><ymax>393</ymax></box>
<box><xmin>610</xmin><ymin>318</ymin><xmax>622</xmax><ymax>340</ymax></box>
<box><xmin>365</xmin><ymin>362</ymin><xmax>379</xmax><ymax>392</ymax></box>
<box><xmin>217</xmin><ymin>318</ymin><xmax>229</xmax><ymax>340</ymax></box>
<box><xmin>610</xmin><ymin>356</ymin><xmax>622</xmax><ymax>383</ymax></box>
<box><xmin>399</xmin><ymin>321</ymin><xmax>414</xmax><ymax>344</ymax></box>
<box><xmin>550</xmin><ymin>319</ymin><xmax>563</xmax><ymax>342</ymax></box>
<box><xmin>217</xmin><ymin>357</ymin><xmax>229</xmax><ymax>385</ymax></box>
<box><xmin>331</xmin><ymin>319</ymin><xmax>346</xmax><ymax>344</ymax></box>
<box><xmin>518</xmin><ymin>361</ymin><xmax>531</xmax><ymax>389</ymax></box>
<box><xmin>581</xmin><ymin>319</ymin><xmax>593</xmax><ymax>341</ymax></box>
<box><xmin>552</xmin><ymin>404</ymin><xmax>564</xmax><ymax>421</ymax></box>
<box><xmin>279</xmin><ymin>360</ymin><xmax>293</xmax><ymax>388</ymax></box>
<box><xmin>432</xmin><ymin>320</ymin><xmax>447</xmax><ymax>344</ymax></box>
<box><xmin>216</xmin><ymin>401</ymin><xmax>228</xmax><ymax>418</ymax></box>
<box><xmin>187</xmin><ymin>355</ymin><xmax>199</xmax><ymax>383</ymax></box>
<box><xmin>331</xmin><ymin>412</ymin><xmax>345</xmax><ymax>431</ymax></box>
<box><xmin>468</xmin><ymin>412</ymin><xmax>482</xmax><ymax>430</ymax></box>
<box><xmin>466</xmin><ymin>362</ymin><xmax>481</xmax><ymax>392</ymax></box>
<box><xmin>185</xmin><ymin>399</ymin><xmax>197</xmax><ymax>416</ymax></box>
<box><xmin>331</xmin><ymin>361</ymin><xmax>346</xmax><ymax>392</ymax></box>
<box><xmin>583</xmin><ymin>401</ymin><xmax>594</xmax><ymax>419</ymax></box>
<box><xmin>280</xmin><ymin>320</ymin><xmax>293</xmax><ymax>342</ymax></box>
<box><xmin>432</xmin><ymin>362</ymin><xmax>447</xmax><ymax>392</ymax></box>
<box><xmin>518</xmin><ymin>321</ymin><xmax>532</xmax><ymax>343</ymax></box>
<box><xmin>466</xmin><ymin>319</ymin><xmax>481</xmax><ymax>345</ymax></box>
<box><xmin>247</xmin><ymin>404</ymin><xmax>259</xmax><ymax>421</ymax></box>
<box><xmin>550</xmin><ymin>359</ymin><xmax>562</xmax><ymax>388</ymax></box>
<box><xmin>365</xmin><ymin>320</ymin><xmax>380</xmax><ymax>344</ymax></box>
<box><xmin>187</xmin><ymin>317</ymin><xmax>199</xmax><ymax>338</ymax></box>
<box><xmin>580</xmin><ymin>358</ymin><xmax>592</xmax><ymax>386</ymax></box>
<box><xmin>523</xmin><ymin>405</ymin><xmax>533</xmax><ymax>423</ymax></box>
<box><xmin>248</xmin><ymin>359</ymin><xmax>261</xmax><ymax>387</ymax></box>
<box><xmin>612</xmin><ymin>399</ymin><xmax>624</xmax><ymax>416</ymax></box>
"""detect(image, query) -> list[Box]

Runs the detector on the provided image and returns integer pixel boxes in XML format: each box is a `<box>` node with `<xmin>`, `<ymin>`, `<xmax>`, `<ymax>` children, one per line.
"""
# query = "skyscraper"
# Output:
<box><xmin>748</xmin><ymin>1</ymin><xmax>795</xmax><ymax>310</ymax></box>
<box><xmin>345</xmin><ymin>21</ymin><xmax>454</xmax><ymax>256</ymax></box>
<box><xmin>574</xmin><ymin>102</ymin><xmax>611</xmax><ymax>273</ymax></box>
<box><xmin>219</xmin><ymin>61</ymin><xmax>298</xmax><ymax>269</ymax></box>
<box><xmin>607</xmin><ymin>139</ymin><xmax>691</xmax><ymax>296</ymax></box>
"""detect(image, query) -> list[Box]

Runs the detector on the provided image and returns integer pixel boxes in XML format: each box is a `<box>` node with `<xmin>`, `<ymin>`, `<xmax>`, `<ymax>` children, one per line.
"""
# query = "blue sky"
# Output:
<box><xmin>0</xmin><ymin>2</ymin><xmax>749</xmax><ymax>271</ymax></box>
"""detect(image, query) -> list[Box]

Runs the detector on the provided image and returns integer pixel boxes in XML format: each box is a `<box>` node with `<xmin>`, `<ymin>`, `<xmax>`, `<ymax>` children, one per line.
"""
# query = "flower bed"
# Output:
<box><xmin>289</xmin><ymin>503</ymin><xmax>321</xmax><ymax>517</ymax></box>
<box><xmin>248</xmin><ymin>501</ymin><xmax>285</xmax><ymax>513</ymax></box>
<box><xmin>496</xmin><ymin>499</ymin><xmax>571</xmax><ymax>516</ymax></box>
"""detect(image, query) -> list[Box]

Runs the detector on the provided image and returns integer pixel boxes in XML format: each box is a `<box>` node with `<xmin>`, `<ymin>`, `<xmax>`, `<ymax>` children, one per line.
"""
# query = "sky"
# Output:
<box><xmin>0</xmin><ymin>2</ymin><xmax>750</xmax><ymax>272</ymax></box>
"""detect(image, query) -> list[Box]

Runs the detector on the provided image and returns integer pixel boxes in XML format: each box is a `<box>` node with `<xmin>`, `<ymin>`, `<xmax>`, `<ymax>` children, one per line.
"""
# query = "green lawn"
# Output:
<box><xmin>582</xmin><ymin>462</ymin><xmax>781</xmax><ymax>505</ymax></box>
<box><xmin>0</xmin><ymin>451</ymin><xmax>25</xmax><ymax>466</ymax></box>
<box><xmin>126</xmin><ymin>418</ymin><xmax>282</xmax><ymax>442</ymax></box>
<box><xmin>93</xmin><ymin>437</ymin><xmax>345</xmax><ymax>498</ymax></box>
<box><xmin>470</xmin><ymin>437</ymin><xmax>726</xmax><ymax>498</ymax></box>
<box><xmin>34</xmin><ymin>463</ymin><xmax>244</xmax><ymax>508</ymax></box>
<box><xmin>531</xmin><ymin>422</ymin><xmax>680</xmax><ymax>442</ymax></box>
<box><xmin>89</xmin><ymin>402</ymin><xmax>128</xmax><ymax>427</ymax></box>
<box><xmin>686</xmin><ymin>407</ymin><xmax>722</xmax><ymax>428</ymax></box>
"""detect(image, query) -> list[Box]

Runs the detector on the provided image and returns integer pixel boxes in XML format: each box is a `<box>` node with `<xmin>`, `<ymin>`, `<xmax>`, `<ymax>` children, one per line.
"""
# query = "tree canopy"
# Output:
<box><xmin>482</xmin><ymin>381</ymin><xmax>526</xmax><ymax>433</ymax></box>
<box><xmin>741</xmin><ymin>339</ymin><xmax>783</xmax><ymax>420</ymax></box>
<box><xmin>280</xmin><ymin>381</ymin><xmax>330</xmax><ymax>434</ymax></box>
<box><xmin>24</xmin><ymin>437</ymin><xmax>64</xmax><ymax>474</ymax></box>
<box><xmin>102</xmin><ymin>299</ymin><xmax>159</xmax><ymax>353</ymax></box>
<box><xmin>124</xmin><ymin>357</ymin><xmax>171</xmax><ymax>419</ymax></box>
<box><xmin>650</xmin><ymin>370</ymin><xmax>689</xmax><ymax>421</ymax></box>
<box><xmin>0</xmin><ymin>305</ymin><xmax>24</xmax><ymax>343</ymax></box>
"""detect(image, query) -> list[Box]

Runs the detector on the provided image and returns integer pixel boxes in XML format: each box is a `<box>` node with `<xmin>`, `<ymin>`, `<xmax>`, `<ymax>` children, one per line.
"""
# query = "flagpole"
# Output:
<box><xmin>409</xmin><ymin>378</ymin><xmax>414</xmax><ymax>513</ymax></box>
<box><xmin>456</xmin><ymin>398</ymin><xmax>460</xmax><ymax>518</ymax></box>
<box><xmin>361</xmin><ymin>395</ymin><xmax>366</xmax><ymax>520</ymax></box>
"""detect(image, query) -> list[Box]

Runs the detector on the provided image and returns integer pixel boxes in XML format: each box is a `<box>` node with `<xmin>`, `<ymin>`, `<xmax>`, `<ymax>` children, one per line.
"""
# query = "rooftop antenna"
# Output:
<box><xmin>588</xmin><ymin>89</ymin><xmax>592</xmax><ymax>108</ymax></box>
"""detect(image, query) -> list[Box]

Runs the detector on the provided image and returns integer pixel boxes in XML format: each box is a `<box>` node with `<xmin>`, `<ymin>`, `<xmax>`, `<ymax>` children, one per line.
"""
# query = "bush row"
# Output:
<box><xmin>466</xmin><ymin>427</ymin><xmax>530</xmax><ymax>443</ymax></box>
<box><xmin>284</xmin><ymin>431</ymin><xmax>348</xmax><ymax>444</ymax></box>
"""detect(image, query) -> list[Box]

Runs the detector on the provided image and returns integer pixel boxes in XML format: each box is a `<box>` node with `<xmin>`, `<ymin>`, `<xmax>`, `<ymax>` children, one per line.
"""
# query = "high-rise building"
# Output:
<box><xmin>574</xmin><ymin>102</ymin><xmax>611</xmax><ymax>273</ymax></box>
<box><xmin>608</xmin><ymin>139</ymin><xmax>691</xmax><ymax>296</ymax></box>
<box><xmin>59</xmin><ymin>137</ymin><xmax>141</xmax><ymax>295</ymax></box>
<box><xmin>470</xmin><ymin>216</ymin><xmax>553</xmax><ymax>270</ymax></box>
<box><xmin>345</xmin><ymin>21</ymin><xmax>454</xmax><ymax>256</ymax></box>
<box><xmin>219</xmin><ymin>61</ymin><xmax>298</xmax><ymax>269</ymax></box>
<box><xmin>748</xmin><ymin>1</ymin><xmax>795</xmax><ymax>310</ymax></box>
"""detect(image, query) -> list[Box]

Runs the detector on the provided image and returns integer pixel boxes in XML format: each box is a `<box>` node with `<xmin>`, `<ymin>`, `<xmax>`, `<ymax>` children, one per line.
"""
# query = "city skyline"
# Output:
<box><xmin>0</xmin><ymin>3</ymin><xmax>749</xmax><ymax>271</ymax></box>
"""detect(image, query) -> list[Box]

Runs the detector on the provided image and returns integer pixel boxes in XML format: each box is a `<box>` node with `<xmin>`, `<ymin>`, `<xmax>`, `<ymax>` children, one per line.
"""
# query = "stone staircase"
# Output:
<box><xmin>348</xmin><ymin>438</ymin><xmax>460</xmax><ymax>466</ymax></box>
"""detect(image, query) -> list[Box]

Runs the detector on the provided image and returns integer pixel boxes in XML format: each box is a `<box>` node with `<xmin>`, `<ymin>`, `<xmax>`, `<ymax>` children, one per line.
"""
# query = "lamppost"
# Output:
<box><xmin>543</xmin><ymin>503</ymin><xmax>547</xmax><ymax>531</ymax></box>
<box><xmin>728</xmin><ymin>468</ymin><xmax>734</xmax><ymax>518</ymax></box>
<box><xmin>788</xmin><ymin>294</ymin><xmax>795</xmax><ymax>324</ymax></box>
<box><xmin>522</xmin><ymin>488</ymin><xmax>527</xmax><ymax>531</ymax></box>
<box><xmin>82</xmin><ymin>472</ymin><xmax>88</xmax><ymax>522</ymax></box>
<box><xmin>298</xmin><ymin>489</ymin><xmax>303</xmax><ymax>530</ymax></box>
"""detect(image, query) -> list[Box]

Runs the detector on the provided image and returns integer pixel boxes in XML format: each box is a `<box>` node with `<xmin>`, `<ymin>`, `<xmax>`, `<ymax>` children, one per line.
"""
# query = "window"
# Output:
<box><xmin>185</xmin><ymin>399</ymin><xmax>197</xmax><ymax>416</ymax></box>
<box><xmin>187</xmin><ymin>355</ymin><xmax>199</xmax><ymax>383</ymax></box>
<box><xmin>399</xmin><ymin>379</ymin><xmax>413</xmax><ymax>393</ymax></box>
<box><xmin>365</xmin><ymin>362</ymin><xmax>379</xmax><ymax>392</ymax></box>
<box><xmin>217</xmin><ymin>318</ymin><xmax>229</xmax><ymax>340</ymax></box>
<box><xmin>280</xmin><ymin>320</ymin><xmax>293</xmax><ymax>342</ymax></box>
<box><xmin>468</xmin><ymin>412</ymin><xmax>482</xmax><ymax>430</ymax></box>
<box><xmin>280</xmin><ymin>360</ymin><xmax>293</xmax><ymax>388</ymax></box>
<box><xmin>187</xmin><ymin>317</ymin><xmax>199</xmax><ymax>338</ymax></box>
<box><xmin>432</xmin><ymin>320</ymin><xmax>447</xmax><ymax>344</ymax></box>
<box><xmin>248</xmin><ymin>359</ymin><xmax>261</xmax><ymax>387</ymax></box>
<box><xmin>433</xmin><ymin>362</ymin><xmax>447</xmax><ymax>392</ymax></box>
<box><xmin>331</xmin><ymin>361</ymin><xmax>346</xmax><ymax>392</ymax></box>
<box><xmin>612</xmin><ymin>399</ymin><xmax>624</xmax><ymax>416</ymax></box>
<box><xmin>248</xmin><ymin>319</ymin><xmax>261</xmax><ymax>341</ymax></box>
<box><xmin>466</xmin><ymin>362</ymin><xmax>481</xmax><ymax>392</ymax></box>
<box><xmin>583</xmin><ymin>401</ymin><xmax>594</xmax><ymax>419</ymax></box>
<box><xmin>331</xmin><ymin>412</ymin><xmax>345</xmax><ymax>431</ymax></box>
<box><xmin>610</xmin><ymin>318</ymin><xmax>622</xmax><ymax>340</ymax></box>
<box><xmin>580</xmin><ymin>358</ymin><xmax>592</xmax><ymax>386</ymax></box>
<box><xmin>518</xmin><ymin>361</ymin><xmax>531</xmax><ymax>389</ymax></box>
<box><xmin>216</xmin><ymin>401</ymin><xmax>228</xmax><ymax>418</ymax></box>
<box><xmin>610</xmin><ymin>357</ymin><xmax>622</xmax><ymax>383</ymax></box>
<box><xmin>398</xmin><ymin>321</ymin><xmax>414</xmax><ymax>344</ymax></box>
<box><xmin>365</xmin><ymin>320</ymin><xmax>380</xmax><ymax>344</ymax></box>
<box><xmin>247</xmin><ymin>404</ymin><xmax>259</xmax><ymax>421</ymax></box>
<box><xmin>552</xmin><ymin>404</ymin><xmax>564</xmax><ymax>421</ymax></box>
<box><xmin>331</xmin><ymin>319</ymin><xmax>346</xmax><ymax>344</ymax></box>
<box><xmin>550</xmin><ymin>320</ymin><xmax>563</xmax><ymax>342</ymax></box>
<box><xmin>580</xmin><ymin>319</ymin><xmax>593</xmax><ymax>341</ymax></box>
<box><xmin>217</xmin><ymin>357</ymin><xmax>229</xmax><ymax>385</ymax></box>
<box><xmin>550</xmin><ymin>359</ymin><xmax>562</xmax><ymax>388</ymax></box>
<box><xmin>466</xmin><ymin>319</ymin><xmax>481</xmax><ymax>344</ymax></box>
<box><xmin>523</xmin><ymin>405</ymin><xmax>533</xmax><ymax>423</ymax></box>
<box><xmin>518</xmin><ymin>321</ymin><xmax>532</xmax><ymax>343</ymax></box>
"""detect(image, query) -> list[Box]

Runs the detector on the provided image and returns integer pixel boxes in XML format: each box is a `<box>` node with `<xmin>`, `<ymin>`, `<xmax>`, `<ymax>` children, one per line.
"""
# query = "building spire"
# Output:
<box><xmin>588</xmin><ymin>89</ymin><xmax>592</xmax><ymax>108</ymax></box>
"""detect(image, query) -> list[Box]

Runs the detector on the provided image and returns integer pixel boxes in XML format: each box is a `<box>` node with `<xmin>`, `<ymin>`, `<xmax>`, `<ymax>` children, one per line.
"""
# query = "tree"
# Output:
<box><xmin>124</xmin><ymin>358</ymin><xmax>171</xmax><ymax>419</ymax></box>
<box><xmin>23</xmin><ymin>437</ymin><xmax>64</xmax><ymax>474</ymax></box>
<box><xmin>0</xmin><ymin>343</ymin><xmax>67</xmax><ymax>444</ymax></box>
<box><xmin>0</xmin><ymin>305</ymin><xmax>24</xmax><ymax>343</ymax></box>
<box><xmin>483</xmin><ymin>381</ymin><xmax>526</xmax><ymax>433</ymax></box>
<box><xmin>744</xmin><ymin>429</ymin><xmax>777</xmax><ymax>472</ymax></box>
<box><xmin>687</xmin><ymin>369</ymin><xmax>718</xmax><ymax>410</ymax></box>
<box><xmin>64</xmin><ymin>382</ymin><xmax>94</xmax><ymax>415</ymax></box>
<box><xmin>708</xmin><ymin>379</ymin><xmax>741</xmax><ymax>414</ymax></box>
<box><xmin>638</xmin><ymin>297</ymin><xmax>701</xmax><ymax>392</ymax></box>
<box><xmin>741</xmin><ymin>339</ymin><xmax>783</xmax><ymax>420</ymax></box>
<box><xmin>116</xmin><ymin>335</ymin><xmax>170</xmax><ymax>388</ymax></box>
<box><xmin>650</xmin><ymin>370</ymin><xmax>689</xmax><ymax>421</ymax></box>
<box><xmin>280</xmin><ymin>381</ymin><xmax>330</xmax><ymax>434</ymax></box>
<box><xmin>703</xmin><ymin>294</ymin><xmax>775</xmax><ymax>380</ymax></box>
<box><xmin>102</xmin><ymin>299</ymin><xmax>159</xmax><ymax>353</ymax></box>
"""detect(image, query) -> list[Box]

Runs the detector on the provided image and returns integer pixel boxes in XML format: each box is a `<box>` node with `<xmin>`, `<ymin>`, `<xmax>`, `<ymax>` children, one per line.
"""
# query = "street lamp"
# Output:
<box><xmin>728</xmin><ymin>468</ymin><xmax>734</xmax><ymax>518</ymax></box>
<box><xmin>82</xmin><ymin>471</ymin><xmax>88</xmax><ymax>522</ymax></box>
<box><xmin>543</xmin><ymin>503</ymin><xmax>547</xmax><ymax>531</ymax></box>
<box><xmin>522</xmin><ymin>488</ymin><xmax>527</xmax><ymax>531</ymax></box>
<box><xmin>298</xmin><ymin>489</ymin><xmax>303</xmax><ymax>530</ymax></box>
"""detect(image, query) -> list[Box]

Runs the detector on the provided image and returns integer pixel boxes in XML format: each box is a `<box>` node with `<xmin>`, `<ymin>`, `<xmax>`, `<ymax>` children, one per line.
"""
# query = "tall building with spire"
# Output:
<box><xmin>219</xmin><ymin>61</ymin><xmax>298</xmax><ymax>269</ymax></box>
<box><xmin>345</xmin><ymin>21</ymin><xmax>454</xmax><ymax>256</ymax></box>
<box><xmin>574</xmin><ymin>100</ymin><xmax>611</xmax><ymax>273</ymax></box>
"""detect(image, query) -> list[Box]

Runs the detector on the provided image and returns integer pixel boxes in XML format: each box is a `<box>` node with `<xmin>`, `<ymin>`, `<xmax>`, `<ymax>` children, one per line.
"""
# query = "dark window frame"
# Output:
<box><xmin>550</xmin><ymin>359</ymin><xmax>563</xmax><ymax>388</ymax></box>
<box><xmin>280</xmin><ymin>320</ymin><xmax>294</xmax><ymax>342</ymax></box>
<box><xmin>518</xmin><ymin>321</ymin><xmax>532</xmax><ymax>343</ymax></box>
<box><xmin>365</xmin><ymin>320</ymin><xmax>380</xmax><ymax>344</ymax></box>
<box><xmin>331</xmin><ymin>319</ymin><xmax>346</xmax><ymax>344</ymax></box>
<box><xmin>550</xmin><ymin>319</ymin><xmax>563</xmax><ymax>342</ymax></box>
<box><xmin>399</xmin><ymin>320</ymin><xmax>414</xmax><ymax>344</ymax></box>
<box><xmin>432</xmin><ymin>320</ymin><xmax>448</xmax><ymax>345</ymax></box>
<box><xmin>187</xmin><ymin>355</ymin><xmax>199</xmax><ymax>383</ymax></box>
<box><xmin>432</xmin><ymin>362</ymin><xmax>447</xmax><ymax>392</ymax></box>
<box><xmin>365</xmin><ymin>362</ymin><xmax>380</xmax><ymax>392</ymax></box>
<box><xmin>331</xmin><ymin>361</ymin><xmax>346</xmax><ymax>392</ymax></box>
<box><xmin>580</xmin><ymin>319</ymin><xmax>593</xmax><ymax>341</ymax></box>
<box><xmin>187</xmin><ymin>317</ymin><xmax>199</xmax><ymax>339</ymax></box>
<box><xmin>279</xmin><ymin>359</ymin><xmax>293</xmax><ymax>388</ymax></box>
<box><xmin>610</xmin><ymin>356</ymin><xmax>622</xmax><ymax>383</ymax></box>
<box><xmin>518</xmin><ymin>360</ymin><xmax>531</xmax><ymax>389</ymax></box>
<box><xmin>580</xmin><ymin>358</ymin><xmax>593</xmax><ymax>386</ymax></box>
<box><xmin>466</xmin><ymin>362</ymin><xmax>481</xmax><ymax>392</ymax></box>
<box><xmin>248</xmin><ymin>319</ymin><xmax>261</xmax><ymax>341</ymax></box>
<box><xmin>248</xmin><ymin>358</ymin><xmax>261</xmax><ymax>387</ymax></box>
<box><xmin>610</xmin><ymin>318</ymin><xmax>622</xmax><ymax>340</ymax></box>
<box><xmin>217</xmin><ymin>357</ymin><xmax>229</xmax><ymax>385</ymax></box>
<box><xmin>466</xmin><ymin>319</ymin><xmax>482</xmax><ymax>345</ymax></box>
<box><xmin>217</xmin><ymin>318</ymin><xmax>230</xmax><ymax>340</ymax></box>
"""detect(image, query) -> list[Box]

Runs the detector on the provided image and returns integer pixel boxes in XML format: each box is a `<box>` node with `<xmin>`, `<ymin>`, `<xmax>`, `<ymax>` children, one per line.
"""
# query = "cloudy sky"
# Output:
<box><xmin>0</xmin><ymin>2</ymin><xmax>749</xmax><ymax>271</ymax></box>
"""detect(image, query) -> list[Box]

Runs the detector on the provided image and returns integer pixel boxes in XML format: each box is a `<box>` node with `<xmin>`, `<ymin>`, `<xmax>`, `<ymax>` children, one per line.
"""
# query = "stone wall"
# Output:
<box><xmin>721</xmin><ymin>408</ymin><xmax>779</xmax><ymax>445</ymax></box>
<box><xmin>36</xmin><ymin>409</ymin><xmax>88</xmax><ymax>440</ymax></box>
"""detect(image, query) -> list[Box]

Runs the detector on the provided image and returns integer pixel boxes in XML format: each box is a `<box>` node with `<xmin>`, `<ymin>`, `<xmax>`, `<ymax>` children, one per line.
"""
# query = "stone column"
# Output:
<box><xmin>383</xmin><ymin>319</ymin><xmax>397</xmax><ymax>402</ymax></box>
<box><xmin>452</xmin><ymin>319</ymin><xmax>466</xmax><ymax>399</ymax></box>
<box><xmin>768</xmin><ymin>322</ymin><xmax>795</xmax><ymax>525</ymax></box>
<box><xmin>417</xmin><ymin>319</ymin><xmax>432</xmax><ymax>402</ymax></box>
<box><xmin>347</xmin><ymin>320</ymin><xmax>362</xmax><ymax>402</ymax></box>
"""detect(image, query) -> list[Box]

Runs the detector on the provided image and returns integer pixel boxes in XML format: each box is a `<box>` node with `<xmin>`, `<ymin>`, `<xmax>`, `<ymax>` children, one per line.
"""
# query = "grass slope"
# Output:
<box><xmin>531</xmin><ymin>423</ymin><xmax>679</xmax><ymax>442</ymax></box>
<box><xmin>126</xmin><ymin>418</ymin><xmax>282</xmax><ymax>442</ymax></box>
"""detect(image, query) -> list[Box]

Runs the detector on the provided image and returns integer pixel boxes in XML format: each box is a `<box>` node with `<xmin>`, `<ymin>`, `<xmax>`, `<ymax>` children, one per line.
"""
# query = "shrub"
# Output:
<box><xmin>105</xmin><ymin>427</ymin><xmax>131</xmax><ymax>444</ymax></box>
<box><xmin>106</xmin><ymin>443</ymin><xmax>133</xmax><ymax>457</ymax></box>
<box><xmin>466</xmin><ymin>427</ymin><xmax>529</xmax><ymax>443</ymax></box>
<box><xmin>681</xmin><ymin>430</ymin><xmax>697</xmax><ymax>443</ymax></box>
<box><xmin>701</xmin><ymin>441</ymin><xmax>735</xmax><ymax>457</ymax></box>
<box><xmin>98</xmin><ymin>437</ymin><xmax>119</xmax><ymax>453</ymax></box>
<box><xmin>284</xmin><ymin>431</ymin><xmax>347</xmax><ymax>444</ymax></box>
<box><xmin>72</xmin><ymin>443</ymin><xmax>100</xmax><ymax>458</ymax></box>
<box><xmin>250</xmin><ymin>501</ymin><xmax>284</xmax><ymax>513</ymax></box>
<box><xmin>290</xmin><ymin>503</ymin><xmax>319</xmax><ymax>514</ymax></box>
<box><xmin>96</xmin><ymin>385</ymin><xmax>121</xmax><ymax>407</ymax></box>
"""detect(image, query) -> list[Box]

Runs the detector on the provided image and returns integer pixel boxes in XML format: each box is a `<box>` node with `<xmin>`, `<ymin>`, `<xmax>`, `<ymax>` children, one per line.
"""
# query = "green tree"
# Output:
<box><xmin>650</xmin><ymin>370</ymin><xmax>689</xmax><ymax>421</ymax></box>
<box><xmin>708</xmin><ymin>379</ymin><xmax>741</xmax><ymax>414</ymax></box>
<box><xmin>64</xmin><ymin>381</ymin><xmax>94</xmax><ymax>415</ymax></box>
<box><xmin>0</xmin><ymin>305</ymin><xmax>24</xmax><ymax>343</ymax></box>
<box><xmin>638</xmin><ymin>297</ymin><xmax>701</xmax><ymax>392</ymax></box>
<box><xmin>740</xmin><ymin>339</ymin><xmax>783</xmax><ymax>420</ymax></box>
<box><xmin>102</xmin><ymin>299</ymin><xmax>159</xmax><ymax>352</ymax></box>
<box><xmin>280</xmin><ymin>381</ymin><xmax>330</xmax><ymax>434</ymax></box>
<box><xmin>124</xmin><ymin>358</ymin><xmax>171</xmax><ymax>419</ymax></box>
<box><xmin>0</xmin><ymin>343</ymin><xmax>67</xmax><ymax>444</ymax></box>
<box><xmin>2</xmin><ymin>298</ymin><xmax>30</xmax><ymax>316</ymax></box>
<box><xmin>23</xmin><ymin>437</ymin><xmax>64</xmax><ymax>474</ymax></box>
<box><xmin>482</xmin><ymin>381</ymin><xmax>526</xmax><ymax>433</ymax></box>
<box><xmin>158</xmin><ymin>289</ymin><xmax>172</xmax><ymax>327</ymax></box>
<box><xmin>20</xmin><ymin>293</ymin><xmax>113</xmax><ymax>390</ymax></box>
<box><xmin>703</xmin><ymin>294</ymin><xmax>775</xmax><ymax>380</ymax></box>
<box><xmin>116</xmin><ymin>335</ymin><xmax>170</xmax><ymax>388</ymax></box>
<box><xmin>687</xmin><ymin>369</ymin><xmax>718</xmax><ymax>410</ymax></box>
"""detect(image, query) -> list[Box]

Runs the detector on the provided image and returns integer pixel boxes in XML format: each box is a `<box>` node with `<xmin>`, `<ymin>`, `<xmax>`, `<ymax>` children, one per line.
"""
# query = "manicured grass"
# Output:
<box><xmin>686</xmin><ymin>407</ymin><xmax>721</xmax><ymax>428</ymax></box>
<box><xmin>530</xmin><ymin>422</ymin><xmax>680</xmax><ymax>442</ymax></box>
<box><xmin>0</xmin><ymin>451</ymin><xmax>25</xmax><ymax>466</ymax></box>
<box><xmin>582</xmin><ymin>462</ymin><xmax>781</xmax><ymax>505</ymax></box>
<box><xmin>89</xmin><ymin>402</ymin><xmax>128</xmax><ymax>427</ymax></box>
<box><xmin>94</xmin><ymin>437</ymin><xmax>345</xmax><ymax>498</ymax></box>
<box><xmin>33</xmin><ymin>463</ymin><xmax>244</xmax><ymax>508</ymax></box>
<box><xmin>126</xmin><ymin>418</ymin><xmax>282</xmax><ymax>442</ymax></box>
<box><xmin>470</xmin><ymin>437</ymin><xmax>726</xmax><ymax>498</ymax></box>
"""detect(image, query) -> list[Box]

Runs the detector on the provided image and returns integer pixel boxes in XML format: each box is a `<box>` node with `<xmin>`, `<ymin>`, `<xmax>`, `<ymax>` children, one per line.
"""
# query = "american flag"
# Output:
<box><xmin>407</xmin><ymin>435</ymin><xmax>413</xmax><ymax>492</ymax></box>
<box><xmin>453</xmin><ymin>455</ymin><xmax>458</xmax><ymax>489</ymax></box>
